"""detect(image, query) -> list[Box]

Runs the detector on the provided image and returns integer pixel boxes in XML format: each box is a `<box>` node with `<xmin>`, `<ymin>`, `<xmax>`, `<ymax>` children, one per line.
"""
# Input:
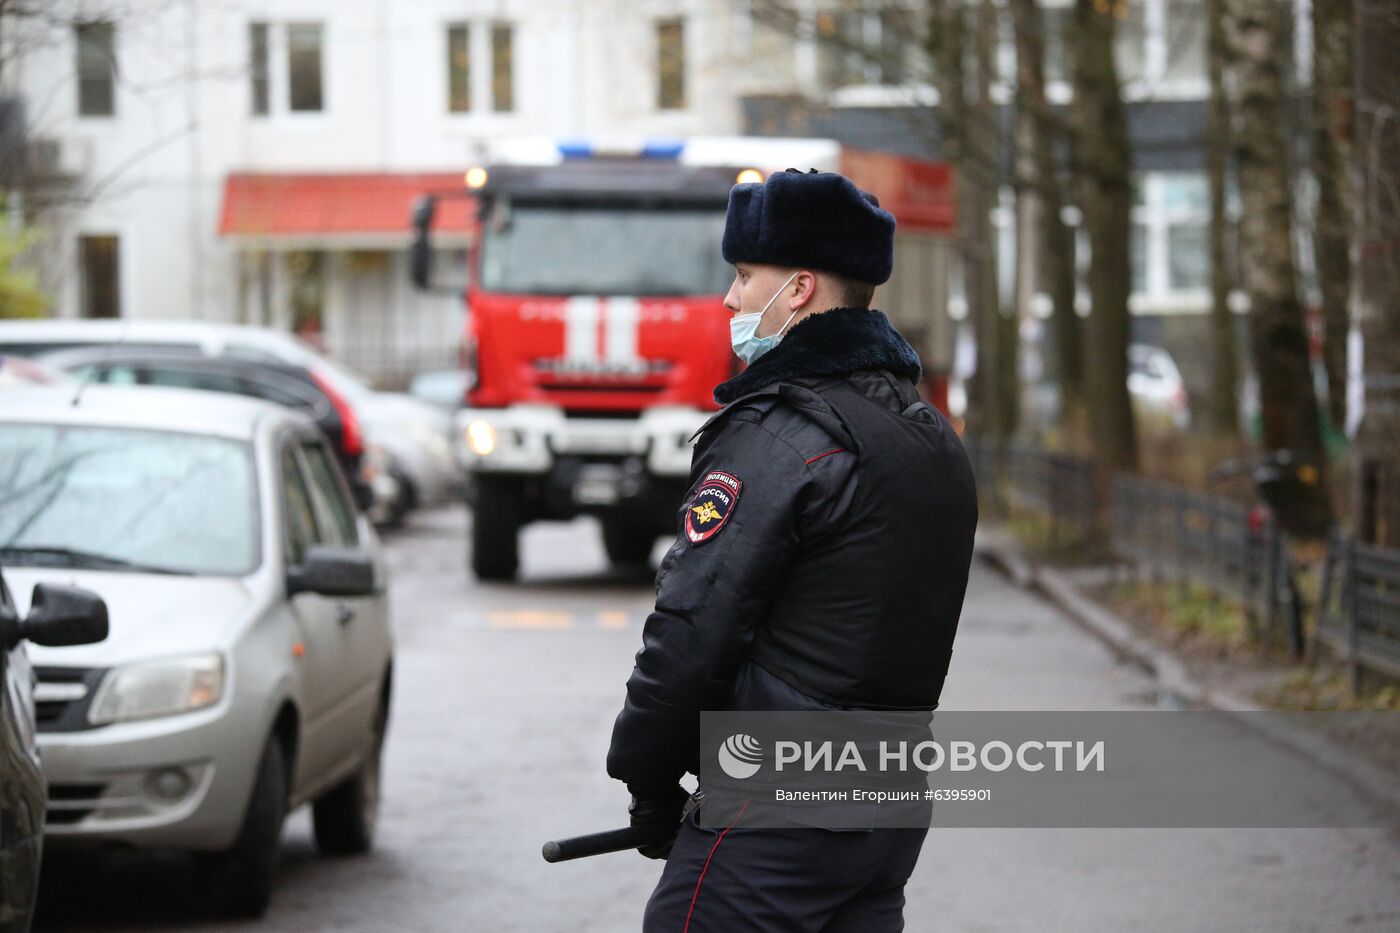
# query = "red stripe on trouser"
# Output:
<box><xmin>682</xmin><ymin>799</ymin><xmax>751</xmax><ymax>933</ymax></box>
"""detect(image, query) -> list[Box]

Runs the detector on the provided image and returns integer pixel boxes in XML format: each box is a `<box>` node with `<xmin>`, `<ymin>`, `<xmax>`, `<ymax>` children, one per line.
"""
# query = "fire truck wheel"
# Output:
<box><xmin>471</xmin><ymin>476</ymin><xmax>522</xmax><ymax>580</ymax></box>
<box><xmin>601</xmin><ymin>518</ymin><xmax>656</xmax><ymax>567</ymax></box>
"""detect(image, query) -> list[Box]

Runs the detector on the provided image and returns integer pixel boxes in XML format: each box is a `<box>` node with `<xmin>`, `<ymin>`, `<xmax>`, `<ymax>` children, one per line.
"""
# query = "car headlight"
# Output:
<box><xmin>465</xmin><ymin>419</ymin><xmax>497</xmax><ymax>456</ymax></box>
<box><xmin>88</xmin><ymin>653</ymin><xmax>225</xmax><ymax>725</ymax></box>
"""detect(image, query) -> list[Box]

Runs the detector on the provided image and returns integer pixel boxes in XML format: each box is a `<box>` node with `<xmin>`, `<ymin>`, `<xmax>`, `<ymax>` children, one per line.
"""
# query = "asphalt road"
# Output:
<box><xmin>33</xmin><ymin>506</ymin><xmax>1400</xmax><ymax>932</ymax></box>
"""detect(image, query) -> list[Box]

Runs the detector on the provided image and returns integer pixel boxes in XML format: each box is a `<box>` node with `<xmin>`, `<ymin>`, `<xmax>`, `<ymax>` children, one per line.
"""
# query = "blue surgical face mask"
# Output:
<box><xmin>730</xmin><ymin>272</ymin><xmax>801</xmax><ymax>365</ymax></box>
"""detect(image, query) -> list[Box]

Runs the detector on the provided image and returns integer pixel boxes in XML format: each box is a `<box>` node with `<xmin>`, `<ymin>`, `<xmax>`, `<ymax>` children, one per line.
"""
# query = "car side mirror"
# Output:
<box><xmin>287</xmin><ymin>545</ymin><xmax>376</xmax><ymax>598</ymax></box>
<box><xmin>2</xmin><ymin>584</ymin><xmax>110</xmax><ymax>650</ymax></box>
<box><xmin>410</xmin><ymin>195</ymin><xmax>436</xmax><ymax>290</ymax></box>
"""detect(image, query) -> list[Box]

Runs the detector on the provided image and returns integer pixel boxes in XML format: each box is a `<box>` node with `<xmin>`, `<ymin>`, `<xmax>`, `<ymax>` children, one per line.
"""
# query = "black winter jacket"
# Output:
<box><xmin>606</xmin><ymin>307</ymin><xmax>978</xmax><ymax>793</ymax></box>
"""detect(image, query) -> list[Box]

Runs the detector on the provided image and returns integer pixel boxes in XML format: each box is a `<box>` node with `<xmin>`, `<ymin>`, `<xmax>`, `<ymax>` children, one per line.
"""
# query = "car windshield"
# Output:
<box><xmin>0</xmin><ymin>424</ymin><xmax>260</xmax><ymax>576</ymax></box>
<box><xmin>410</xmin><ymin>370</ymin><xmax>465</xmax><ymax>408</ymax></box>
<box><xmin>479</xmin><ymin>202</ymin><xmax>731</xmax><ymax>296</ymax></box>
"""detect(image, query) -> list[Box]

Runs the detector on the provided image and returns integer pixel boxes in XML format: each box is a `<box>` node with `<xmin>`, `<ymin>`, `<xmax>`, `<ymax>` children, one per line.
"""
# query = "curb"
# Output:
<box><xmin>975</xmin><ymin>534</ymin><xmax>1400</xmax><ymax>818</ymax></box>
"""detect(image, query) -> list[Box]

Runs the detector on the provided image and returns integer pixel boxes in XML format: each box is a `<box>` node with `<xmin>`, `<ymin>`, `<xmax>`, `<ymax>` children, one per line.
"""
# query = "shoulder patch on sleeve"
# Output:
<box><xmin>685</xmin><ymin>471</ymin><xmax>742</xmax><ymax>545</ymax></box>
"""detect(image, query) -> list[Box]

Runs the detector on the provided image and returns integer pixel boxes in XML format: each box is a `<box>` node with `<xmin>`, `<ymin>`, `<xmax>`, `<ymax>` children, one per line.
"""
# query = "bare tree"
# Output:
<box><xmin>1221</xmin><ymin>0</ymin><xmax>1331</xmax><ymax>536</ymax></box>
<box><xmin>1351</xmin><ymin>0</ymin><xmax>1400</xmax><ymax>547</ymax></box>
<box><xmin>928</xmin><ymin>0</ymin><xmax>1007</xmax><ymax>440</ymax></box>
<box><xmin>1010</xmin><ymin>0</ymin><xmax>1083</xmax><ymax>448</ymax></box>
<box><xmin>1067</xmin><ymin>0</ymin><xmax>1136</xmax><ymax>471</ymax></box>
<box><xmin>1205</xmin><ymin>0</ymin><xmax>1241</xmax><ymax>435</ymax></box>
<box><xmin>1311</xmin><ymin>0</ymin><xmax>1354</xmax><ymax>432</ymax></box>
<box><xmin>980</xmin><ymin>0</ymin><xmax>1019</xmax><ymax>440</ymax></box>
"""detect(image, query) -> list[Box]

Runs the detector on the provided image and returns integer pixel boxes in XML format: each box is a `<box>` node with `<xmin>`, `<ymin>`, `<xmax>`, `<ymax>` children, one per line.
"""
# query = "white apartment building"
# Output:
<box><xmin>4</xmin><ymin>0</ymin><xmax>785</xmax><ymax>382</ymax></box>
<box><xmin>5</xmin><ymin>0</ymin><xmax>1223</xmax><ymax>386</ymax></box>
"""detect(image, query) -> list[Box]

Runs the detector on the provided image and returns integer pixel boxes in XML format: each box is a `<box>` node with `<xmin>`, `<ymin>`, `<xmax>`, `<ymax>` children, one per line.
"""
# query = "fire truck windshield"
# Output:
<box><xmin>479</xmin><ymin>203</ymin><xmax>731</xmax><ymax>297</ymax></box>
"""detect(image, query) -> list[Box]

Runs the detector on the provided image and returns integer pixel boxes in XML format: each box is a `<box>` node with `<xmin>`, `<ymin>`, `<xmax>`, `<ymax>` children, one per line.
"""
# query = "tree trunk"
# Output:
<box><xmin>1206</xmin><ymin>0</ymin><xmax>1242</xmax><ymax>436</ymax></box>
<box><xmin>1222</xmin><ymin>0</ymin><xmax>1332</xmax><ymax>537</ymax></box>
<box><xmin>981</xmin><ymin>0</ymin><xmax>1018</xmax><ymax>441</ymax></box>
<box><xmin>1010</xmin><ymin>0</ymin><xmax>1083</xmax><ymax>450</ymax></box>
<box><xmin>1351</xmin><ymin>0</ymin><xmax>1400</xmax><ymax>547</ymax></box>
<box><xmin>930</xmin><ymin>0</ymin><xmax>1004</xmax><ymax>440</ymax></box>
<box><xmin>1068</xmin><ymin>0</ymin><xmax>1136</xmax><ymax>471</ymax></box>
<box><xmin>1311</xmin><ymin>0</ymin><xmax>1353</xmax><ymax>433</ymax></box>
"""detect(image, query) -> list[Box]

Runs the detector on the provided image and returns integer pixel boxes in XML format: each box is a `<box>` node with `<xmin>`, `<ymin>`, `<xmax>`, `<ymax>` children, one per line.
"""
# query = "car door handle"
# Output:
<box><xmin>335</xmin><ymin>604</ymin><xmax>356</xmax><ymax>626</ymax></box>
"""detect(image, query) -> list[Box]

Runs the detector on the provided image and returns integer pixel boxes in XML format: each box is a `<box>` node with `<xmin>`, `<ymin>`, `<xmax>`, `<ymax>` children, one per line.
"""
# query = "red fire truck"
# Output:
<box><xmin>410</xmin><ymin>137</ymin><xmax>954</xmax><ymax>581</ymax></box>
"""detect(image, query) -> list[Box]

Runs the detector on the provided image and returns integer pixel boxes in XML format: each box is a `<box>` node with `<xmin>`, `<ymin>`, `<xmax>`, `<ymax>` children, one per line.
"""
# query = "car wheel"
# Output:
<box><xmin>471</xmin><ymin>476</ymin><xmax>521</xmax><ymax>581</ymax></box>
<box><xmin>312</xmin><ymin>697</ymin><xmax>388</xmax><ymax>856</ymax></box>
<box><xmin>601</xmin><ymin>518</ymin><xmax>656</xmax><ymax>567</ymax></box>
<box><xmin>197</xmin><ymin>734</ymin><xmax>288</xmax><ymax>919</ymax></box>
<box><xmin>387</xmin><ymin>468</ymin><xmax>416</xmax><ymax>527</ymax></box>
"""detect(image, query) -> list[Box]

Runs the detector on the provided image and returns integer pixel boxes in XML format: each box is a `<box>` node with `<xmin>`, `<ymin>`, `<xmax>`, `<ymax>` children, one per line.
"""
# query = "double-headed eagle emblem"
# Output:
<box><xmin>690</xmin><ymin>500</ymin><xmax>722</xmax><ymax>525</ymax></box>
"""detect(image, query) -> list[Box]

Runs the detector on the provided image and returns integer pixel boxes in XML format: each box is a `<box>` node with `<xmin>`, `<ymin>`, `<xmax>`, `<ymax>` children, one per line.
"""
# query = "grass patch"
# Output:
<box><xmin>1003</xmin><ymin>509</ymin><xmax>1113</xmax><ymax>567</ymax></box>
<box><xmin>1256</xmin><ymin>669</ymin><xmax>1400</xmax><ymax>712</ymax></box>
<box><xmin>1097</xmin><ymin>578</ymin><xmax>1278</xmax><ymax>662</ymax></box>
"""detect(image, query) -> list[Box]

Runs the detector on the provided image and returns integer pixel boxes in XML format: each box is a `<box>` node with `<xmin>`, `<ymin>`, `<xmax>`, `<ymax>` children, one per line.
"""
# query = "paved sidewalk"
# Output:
<box><xmin>895</xmin><ymin>528</ymin><xmax>1400</xmax><ymax>933</ymax></box>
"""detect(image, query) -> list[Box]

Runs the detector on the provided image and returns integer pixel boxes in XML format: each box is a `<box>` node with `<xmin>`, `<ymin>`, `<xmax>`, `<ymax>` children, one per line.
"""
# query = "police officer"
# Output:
<box><xmin>606</xmin><ymin>168</ymin><xmax>978</xmax><ymax>931</ymax></box>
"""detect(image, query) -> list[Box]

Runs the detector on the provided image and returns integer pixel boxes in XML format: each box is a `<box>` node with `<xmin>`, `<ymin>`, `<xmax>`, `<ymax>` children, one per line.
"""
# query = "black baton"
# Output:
<box><xmin>542</xmin><ymin>824</ymin><xmax>676</xmax><ymax>863</ymax></box>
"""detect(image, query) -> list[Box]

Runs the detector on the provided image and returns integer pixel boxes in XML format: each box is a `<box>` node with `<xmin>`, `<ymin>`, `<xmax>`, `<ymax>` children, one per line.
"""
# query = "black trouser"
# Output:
<box><xmin>643</xmin><ymin>804</ymin><xmax>929</xmax><ymax>932</ymax></box>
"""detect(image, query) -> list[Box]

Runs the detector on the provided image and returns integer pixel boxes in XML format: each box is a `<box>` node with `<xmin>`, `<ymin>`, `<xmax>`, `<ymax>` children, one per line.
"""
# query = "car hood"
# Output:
<box><xmin>359</xmin><ymin>393</ymin><xmax>454</xmax><ymax>466</ymax></box>
<box><xmin>361</xmin><ymin>392</ymin><xmax>450</xmax><ymax>431</ymax></box>
<box><xmin>3</xmin><ymin>567</ymin><xmax>256</xmax><ymax>668</ymax></box>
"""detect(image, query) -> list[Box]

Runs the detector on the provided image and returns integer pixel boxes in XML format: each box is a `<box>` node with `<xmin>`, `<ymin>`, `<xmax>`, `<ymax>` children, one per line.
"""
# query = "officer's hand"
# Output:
<box><xmin>627</xmin><ymin>784</ymin><xmax>691</xmax><ymax>860</ymax></box>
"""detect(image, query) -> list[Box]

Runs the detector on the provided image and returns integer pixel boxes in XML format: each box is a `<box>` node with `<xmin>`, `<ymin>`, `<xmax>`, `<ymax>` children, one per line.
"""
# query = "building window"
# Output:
<box><xmin>447</xmin><ymin>24</ymin><xmax>471</xmax><ymax>113</ymax></box>
<box><xmin>816</xmin><ymin>10</ymin><xmax>865</xmax><ymax>90</ymax></box>
<box><xmin>1161</xmin><ymin>174</ymin><xmax>1209</xmax><ymax>290</ymax></box>
<box><xmin>812</xmin><ymin>7</ymin><xmax>916</xmax><ymax>92</ymax></box>
<box><xmin>491</xmin><ymin>24</ymin><xmax>514</xmax><ymax>112</ymax></box>
<box><xmin>1162</xmin><ymin>0</ymin><xmax>1207</xmax><ymax>85</ymax></box>
<box><xmin>1167</xmin><ymin>224</ymin><xmax>1208</xmax><ymax>290</ymax></box>
<box><xmin>656</xmin><ymin>18</ymin><xmax>686</xmax><ymax>110</ymax></box>
<box><xmin>1130</xmin><ymin>172</ymin><xmax>1210</xmax><ymax>302</ymax></box>
<box><xmin>75</xmin><ymin>22</ymin><xmax>116</xmax><ymax>117</ymax></box>
<box><xmin>287</xmin><ymin>23</ymin><xmax>324</xmax><ymax>112</ymax></box>
<box><xmin>1114</xmin><ymin>0</ymin><xmax>1148</xmax><ymax>85</ymax></box>
<box><xmin>1043</xmin><ymin>4</ymin><xmax>1072</xmax><ymax>85</ymax></box>
<box><xmin>249</xmin><ymin>23</ymin><xmax>270</xmax><ymax>116</ymax></box>
<box><xmin>1131</xmin><ymin>221</ymin><xmax>1149</xmax><ymax>294</ymax></box>
<box><xmin>878</xmin><ymin>8</ymin><xmax>911</xmax><ymax>86</ymax></box>
<box><xmin>80</xmin><ymin>235</ymin><xmax>120</xmax><ymax>319</ymax></box>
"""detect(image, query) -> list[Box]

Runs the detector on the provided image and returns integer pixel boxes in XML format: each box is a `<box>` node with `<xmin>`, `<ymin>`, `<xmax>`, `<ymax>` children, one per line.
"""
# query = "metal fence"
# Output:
<box><xmin>1316</xmin><ymin>533</ymin><xmax>1400</xmax><ymax>690</ymax></box>
<box><xmin>1110</xmin><ymin>474</ymin><xmax>1304</xmax><ymax>655</ymax></box>
<box><xmin>1004</xmin><ymin>444</ymin><xmax>1100</xmax><ymax>548</ymax></box>
<box><xmin>962</xmin><ymin>440</ymin><xmax>1100</xmax><ymax>549</ymax></box>
<box><xmin>963</xmin><ymin>437</ymin><xmax>1303</xmax><ymax>654</ymax></box>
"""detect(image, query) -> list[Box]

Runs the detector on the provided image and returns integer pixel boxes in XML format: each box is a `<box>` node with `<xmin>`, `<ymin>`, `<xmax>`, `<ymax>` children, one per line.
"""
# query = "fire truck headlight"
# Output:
<box><xmin>736</xmin><ymin>168</ymin><xmax>764</xmax><ymax>185</ymax></box>
<box><xmin>465</xmin><ymin>419</ymin><xmax>498</xmax><ymax>456</ymax></box>
<box><xmin>466</xmin><ymin>166</ymin><xmax>489</xmax><ymax>189</ymax></box>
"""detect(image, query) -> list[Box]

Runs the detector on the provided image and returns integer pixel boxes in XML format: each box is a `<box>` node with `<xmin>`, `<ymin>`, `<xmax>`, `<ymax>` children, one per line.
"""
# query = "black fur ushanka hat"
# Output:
<box><xmin>721</xmin><ymin>168</ymin><xmax>896</xmax><ymax>285</ymax></box>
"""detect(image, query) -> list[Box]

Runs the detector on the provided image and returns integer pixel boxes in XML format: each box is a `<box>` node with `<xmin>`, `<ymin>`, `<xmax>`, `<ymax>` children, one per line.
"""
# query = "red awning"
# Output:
<box><xmin>218</xmin><ymin>172</ymin><xmax>476</xmax><ymax>244</ymax></box>
<box><xmin>840</xmin><ymin>149</ymin><xmax>956</xmax><ymax>233</ymax></box>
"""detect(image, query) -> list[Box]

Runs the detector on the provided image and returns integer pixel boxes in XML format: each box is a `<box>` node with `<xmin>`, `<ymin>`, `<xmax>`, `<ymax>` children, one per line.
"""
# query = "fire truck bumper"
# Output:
<box><xmin>453</xmin><ymin>405</ymin><xmax>704</xmax><ymax>479</ymax></box>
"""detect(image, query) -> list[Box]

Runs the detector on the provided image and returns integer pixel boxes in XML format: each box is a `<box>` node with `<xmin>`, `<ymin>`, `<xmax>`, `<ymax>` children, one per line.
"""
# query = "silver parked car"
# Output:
<box><xmin>0</xmin><ymin>319</ymin><xmax>462</xmax><ymax>521</ymax></box>
<box><xmin>1127</xmin><ymin>343</ymin><xmax>1192</xmax><ymax>430</ymax></box>
<box><xmin>0</xmin><ymin>385</ymin><xmax>394</xmax><ymax>919</ymax></box>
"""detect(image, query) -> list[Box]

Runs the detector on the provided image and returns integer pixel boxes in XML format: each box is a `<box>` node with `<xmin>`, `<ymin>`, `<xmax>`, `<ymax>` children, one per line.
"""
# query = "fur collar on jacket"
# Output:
<box><xmin>713</xmin><ymin>306</ymin><xmax>923</xmax><ymax>405</ymax></box>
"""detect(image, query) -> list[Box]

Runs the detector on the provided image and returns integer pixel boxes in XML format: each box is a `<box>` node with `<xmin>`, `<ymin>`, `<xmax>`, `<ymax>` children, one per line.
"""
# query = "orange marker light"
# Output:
<box><xmin>293</xmin><ymin>643</ymin><xmax>306</xmax><ymax>658</ymax></box>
